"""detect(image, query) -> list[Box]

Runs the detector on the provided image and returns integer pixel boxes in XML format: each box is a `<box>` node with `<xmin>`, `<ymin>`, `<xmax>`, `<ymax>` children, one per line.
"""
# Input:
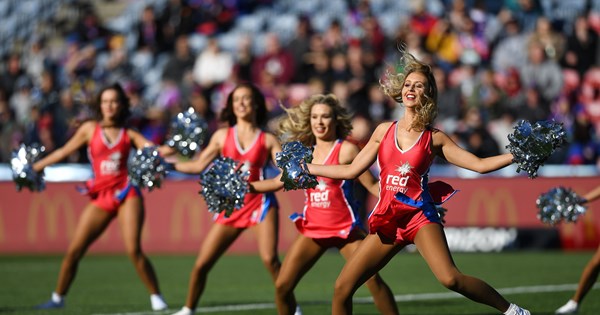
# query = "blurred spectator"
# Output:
<box><xmin>32</xmin><ymin>71</ymin><xmax>63</xmax><ymax>147</ymax></box>
<box><xmin>9</xmin><ymin>77</ymin><xmax>35</xmax><ymax>126</ymax></box>
<box><xmin>518</xmin><ymin>87</ymin><xmax>550</xmax><ymax>122</ymax></box>
<box><xmin>74</xmin><ymin>8</ymin><xmax>112</xmax><ymax>51</ymax></box>
<box><xmin>1</xmin><ymin>53</ymin><xmax>28</xmax><ymax>99</ymax></box>
<box><xmin>233</xmin><ymin>35</ymin><xmax>255</xmax><ymax>82</ymax></box>
<box><xmin>528</xmin><ymin>16</ymin><xmax>566</xmax><ymax>62</ymax></box>
<box><xmin>193</xmin><ymin>0</ymin><xmax>237</xmax><ymax>36</ymax></box>
<box><xmin>455</xmin><ymin>107</ymin><xmax>500</xmax><ymax>158</ymax></box>
<box><xmin>365</xmin><ymin>83</ymin><xmax>393</xmax><ymax>123</ymax></box>
<box><xmin>346</xmin><ymin>44</ymin><xmax>373</xmax><ymax>116</ymax></box>
<box><xmin>322</xmin><ymin>19</ymin><xmax>348</xmax><ymax>54</ymax></box>
<box><xmin>192</xmin><ymin>37</ymin><xmax>233</xmax><ymax>97</ymax></box>
<box><xmin>0</xmin><ymin>99</ymin><xmax>21</xmax><ymax>162</ymax></box>
<box><xmin>289</xmin><ymin>15</ymin><xmax>314</xmax><ymax>83</ymax></box>
<box><xmin>519</xmin><ymin>39</ymin><xmax>563</xmax><ymax>104</ymax></box>
<box><xmin>448</xmin><ymin>0</ymin><xmax>469</xmax><ymax>32</ymax></box>
<box><xmin>359</xmin><ymin>15</ymin><xmax>386</xmax><ymax>65</ymax></box>
<box><xmin>251</xmin><ymin>33</ymin><xmax>295</xmax><ymax>87</ymax></box>
<box><xmin>466</xmin><ymin>68</ymin><xmax>503</xmax><ymax>122</ymax></box>
<box><xmin>561</xmin><ymin>14</ymin><xmax>599</xmax><ymax>78</ymax></box>
<box><xmin>499</xmin><ymin>67</ymin><xmax>527</xmax><ymax>112</ymax></box>
<box><xmin>159</xmin><ymin>0</ymin><xmax>196</xmax><ymax>51</ymax></box>
<box><xmin>434</xmin><ymin>66</ymin><xmax>463</xmax><ymax>133</ymax></box>
<box><xmin>135</xmin><ymin>5</ymin><xmax>166</xmax><ymax>55</ymax></box>
<box><xmin>409</xmin><ymin>0</ymin><xmax>439</xmax><ymax>38</ymax></box>
<box><xmin>426</xmin><ymin>19</ymin><xmax>460</xmax><ymax>72</ymax></box>
<box><xmin>508</xmin><ymin>0</ymin><xmax>542</xmax><ymax>33</ymax></box>
<box><xmin>64</xmin><ymin>44</ymin><xmax>98</xmax><ymax>82</ymax></box>
<box><xmin>456</xmin><ymin>16</ymin><xmax>490</xmax><ymax>66</ymax></box>
<box><xmin>566</xmin><ymin>106</ymin><xmax>599</xmax><ymax>165</ymax></box>
<box><xmin>330</xmin><ymin>52</ymin><xmax>351</xmax><ymax>85</ymax></box>
<box><xmin>162</xmin><ymin>34</ymin><xmax>195</xmax><ymax>88</ymax></box>
<box><xmin>101</xmin><ymin>35</ymin><xmax>132</xmax><ymax>83</ymax></box>
<box><xmin>24</xmin><ymin>37</ymin><xmax>55</xmax><ymax>86</ymax></box>
<box><xmin>491</xmin><ymin>16</ymin><xmax>529</xmax><ymax>72</ymax></box>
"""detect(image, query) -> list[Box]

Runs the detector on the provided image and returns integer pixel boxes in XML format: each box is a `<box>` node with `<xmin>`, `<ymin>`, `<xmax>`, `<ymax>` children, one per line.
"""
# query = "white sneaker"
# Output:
<box><xmin>294</xmin><ymin>305</ymin><xmax>303</xmax><ymax>315</ymax></box>
<box><xmin>171</xmin><ymin>306</ymin><xmax>194</xmax><ymax>315</ymax></box>
<box><xmin>150</xmin><ymin>294</ymin><xmax>168</xmax><ymax>311</ymax></box>
<box><xmin>555</xmin><ymin>299</ymin><xmax>578</xmax><ymax>314</ymax></box>
<box><xmin>505</xmin><ymin>303</ymin><xmax>531</xmax><ymax>315</ymax></box>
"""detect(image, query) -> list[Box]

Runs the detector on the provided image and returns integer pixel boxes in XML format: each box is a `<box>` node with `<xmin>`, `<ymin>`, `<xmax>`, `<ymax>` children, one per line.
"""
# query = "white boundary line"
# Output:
<box><xmin>93</xmin><ymin>283</ymin><xmax>598</xmax><ymax>315</ymax></box>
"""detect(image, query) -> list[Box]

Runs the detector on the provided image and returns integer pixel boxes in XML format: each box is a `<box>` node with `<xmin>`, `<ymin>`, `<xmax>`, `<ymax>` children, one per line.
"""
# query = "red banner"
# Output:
<box><xmin>0</xmin><ymin>177</ymin><xmax>598</xmax><ymax>253</ymax></box>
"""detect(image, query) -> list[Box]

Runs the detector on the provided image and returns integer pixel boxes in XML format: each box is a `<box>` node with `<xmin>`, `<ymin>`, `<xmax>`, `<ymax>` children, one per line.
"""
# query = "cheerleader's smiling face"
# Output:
<box><xmin>402</xmin><ymin>72</ymin><xmax>428</xmax><ymax>108</ymax></box>
<box><xmin>232</xmin><ymin>86</ymin><xmax>255</xmax><ymax>121</ymax></box>
<box><xmin>311</xmin><ymin>103</ymin><xmax>336</xmax><ymax>141</ymax></box>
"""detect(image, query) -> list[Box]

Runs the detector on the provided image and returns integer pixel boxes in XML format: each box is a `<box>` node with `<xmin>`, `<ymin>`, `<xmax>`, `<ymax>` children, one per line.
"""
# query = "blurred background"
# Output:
<box><xmin>2</xmin><ymin>0</ymin><xmax>600</xmax><ymax>167</ymax></box>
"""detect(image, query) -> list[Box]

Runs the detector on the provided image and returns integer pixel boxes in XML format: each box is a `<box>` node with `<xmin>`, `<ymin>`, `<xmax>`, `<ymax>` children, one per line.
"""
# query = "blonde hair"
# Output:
<box><xmin>278</xmin><ymin>94</ymin><xmax>353</xmax><ymax>146</ymax></box>
<box><xmin>380</xmin><ymin>50</ymin><xmax>438</xmax><ymax>131</ymax></box>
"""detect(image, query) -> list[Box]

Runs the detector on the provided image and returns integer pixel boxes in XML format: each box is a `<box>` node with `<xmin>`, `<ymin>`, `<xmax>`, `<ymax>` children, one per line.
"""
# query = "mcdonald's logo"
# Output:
<box><xmin>170</xmin><ymin>191</ymin><xmax>204</xmax><ymax>242</ymax></box>
<box><xmin>467</xmin><ymin>188</ymin><xmax>518</xmax><ymax>226</ymax></box>
<box><xmin>28</xmin><ymin>193</ymin><xmax>76</xmax><ymax>243</ymax></box>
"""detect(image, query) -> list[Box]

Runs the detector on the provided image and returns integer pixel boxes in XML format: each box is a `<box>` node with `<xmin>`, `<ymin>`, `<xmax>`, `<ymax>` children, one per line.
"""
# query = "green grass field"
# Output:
<box><xmin>0</xmin><ymin>251</ymin><xmax>598</xmax><ymax>315</ymax></box>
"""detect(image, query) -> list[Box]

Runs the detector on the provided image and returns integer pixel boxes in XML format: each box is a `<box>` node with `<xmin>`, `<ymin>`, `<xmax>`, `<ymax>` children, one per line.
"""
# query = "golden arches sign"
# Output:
<box><xmin>467</xmin><ymin>188</ymin><xmax>518</xmax><ymax>226</ymax></box>
<box><xmin>170</xmin><ymin>191</ymin><xmax>204</xmax><ymax>242</ymax></box>
<box><xmin>28</xmin><ymin>193</ymin><xmax>76</xmax><ymax>243</ymax></box>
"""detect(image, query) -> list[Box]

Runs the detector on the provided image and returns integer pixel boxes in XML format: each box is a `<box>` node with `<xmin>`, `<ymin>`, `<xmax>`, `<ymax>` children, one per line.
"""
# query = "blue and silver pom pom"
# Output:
<box><xmin>11</xmin><ymin>143</ymin><xmax>46</xmax><ymax>192</ymax></box>
<box><xmin>536</xmin><ymin>186</ymin><xmax>587</xmax><ymax>225</ymax></box>
<box><xmin>128</xmin><ymin>146</ymin><xmax>169</xmax><ymax>191</ymax></box>
<box><xmin>199</xmin><ymin>157</ymin><xmax>249</xmax><ymax>217</ymax></box>
<box><xmin>275</xmin><ymin>141</ymin><xmax>318</xmax><ymax>191</ymax></box>
<box><xmin>506</xmin><ymin>120</ymin><xmax>566</xmax><ymax>178</ymax></box>
<box><xmin>165</xmin><ymin>107</ymin><xmax>209</xmax><ymax>158</ymax></box>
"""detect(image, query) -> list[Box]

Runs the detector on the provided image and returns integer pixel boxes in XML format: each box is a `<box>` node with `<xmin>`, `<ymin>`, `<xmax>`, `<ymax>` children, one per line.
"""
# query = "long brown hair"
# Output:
<box><xmin>220</xmin><ymin>83</ymin><xmax>268</xmax><ymax>127</ymax></box>
<box><xmin>92</xmin><ymin>82</ymin><xmax>131</xmax><ymax>127</ymax></box>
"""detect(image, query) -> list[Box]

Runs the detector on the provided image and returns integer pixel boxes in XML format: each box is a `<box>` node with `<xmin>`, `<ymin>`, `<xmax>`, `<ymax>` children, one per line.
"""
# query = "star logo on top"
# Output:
<box><xmin>383</xmin><ymin>161</ymin><xmax>411</xmax><ymax>194</ymax></box>
<box><xmin>310</xmin><ymin>179</ymin><xmax>330</xmax><ymax>208</ymax></box>
<box><xmin>240</xmin><ymin>161</ymin><xmax>251</xmax><ymax>173</ymax></box>
<box><xmin>316</xmin><ymin>179</ymin><xmax>328</xmax><ymax>191</ymax></box>
<box><xmin>396</xmin><ymin>161</ymin><xmax>412</xmax><ymax>176</ymax></box>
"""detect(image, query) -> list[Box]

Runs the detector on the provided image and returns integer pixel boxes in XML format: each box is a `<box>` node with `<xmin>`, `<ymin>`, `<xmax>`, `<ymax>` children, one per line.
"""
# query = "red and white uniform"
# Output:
<box><xmin>290</xmin><ymin>140</ymin><xmax>363</xmax><ymax>240</ymax></box>
<box><xmin>86</xmin><ymin>124</ymin><xmax>139</xmax><ymax>212</ymax></box>
<box><xmin>370</xmin><ymin>122</ymin><xmax>456</xmax><ymax>244</ymax></box>
<box><xmin>215</xmin><ymin>126</ymin><xmax>277</xmax><ymax>228</ymax></box>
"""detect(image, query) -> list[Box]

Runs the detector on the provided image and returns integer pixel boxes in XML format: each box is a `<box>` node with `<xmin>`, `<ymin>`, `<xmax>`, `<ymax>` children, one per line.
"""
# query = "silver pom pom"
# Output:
<box><xmin>536</xmin><ymin>187</ymin><xmax>587</xmax><ymax>225</ymax></box>
<box><xmin>165</xmin><ymin>107</ymin><xmax>209</xmax><ymax>158</ymax></box>
<box><xmin>199</xmin><ymin>157</ymin><xmax>249</xmax><ymax>217</ymax></box>
<box><xmin>11</xmin><ymin>143</ymin><xmax>46</xmax><ymax>192</ymax></box>
<box><xmin>275</xmin><ymin>141</ymin><xmax>318</xmax><ymax>191</ymax></box>
<box><xmin>506</xmin><ymin>120</ymin><xmax>566</xmax><ymax>178</ymax></box>
<box><xmin>128</xmin><ymin>146</ymin><xmax>169</xmax><ymax>191</ymax></box>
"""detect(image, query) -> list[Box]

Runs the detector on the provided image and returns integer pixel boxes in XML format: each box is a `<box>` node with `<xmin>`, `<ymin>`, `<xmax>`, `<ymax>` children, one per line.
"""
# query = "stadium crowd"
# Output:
<box><xmin>1</xmin><ymin>0</ymin><xmax>600</xmax><ymax>166</ymax></box>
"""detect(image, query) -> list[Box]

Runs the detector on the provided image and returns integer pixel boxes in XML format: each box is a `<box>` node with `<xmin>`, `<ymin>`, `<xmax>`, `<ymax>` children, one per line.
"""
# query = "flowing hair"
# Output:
<box><xmin>278</xmin><ymin>94</ymin><xmax>352</xmax><ymax>146</ymax></box>
<box><xmin>380</xmin><ymin>50</ymin><xmax>438</xmax><ymax>131</ymax></box>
